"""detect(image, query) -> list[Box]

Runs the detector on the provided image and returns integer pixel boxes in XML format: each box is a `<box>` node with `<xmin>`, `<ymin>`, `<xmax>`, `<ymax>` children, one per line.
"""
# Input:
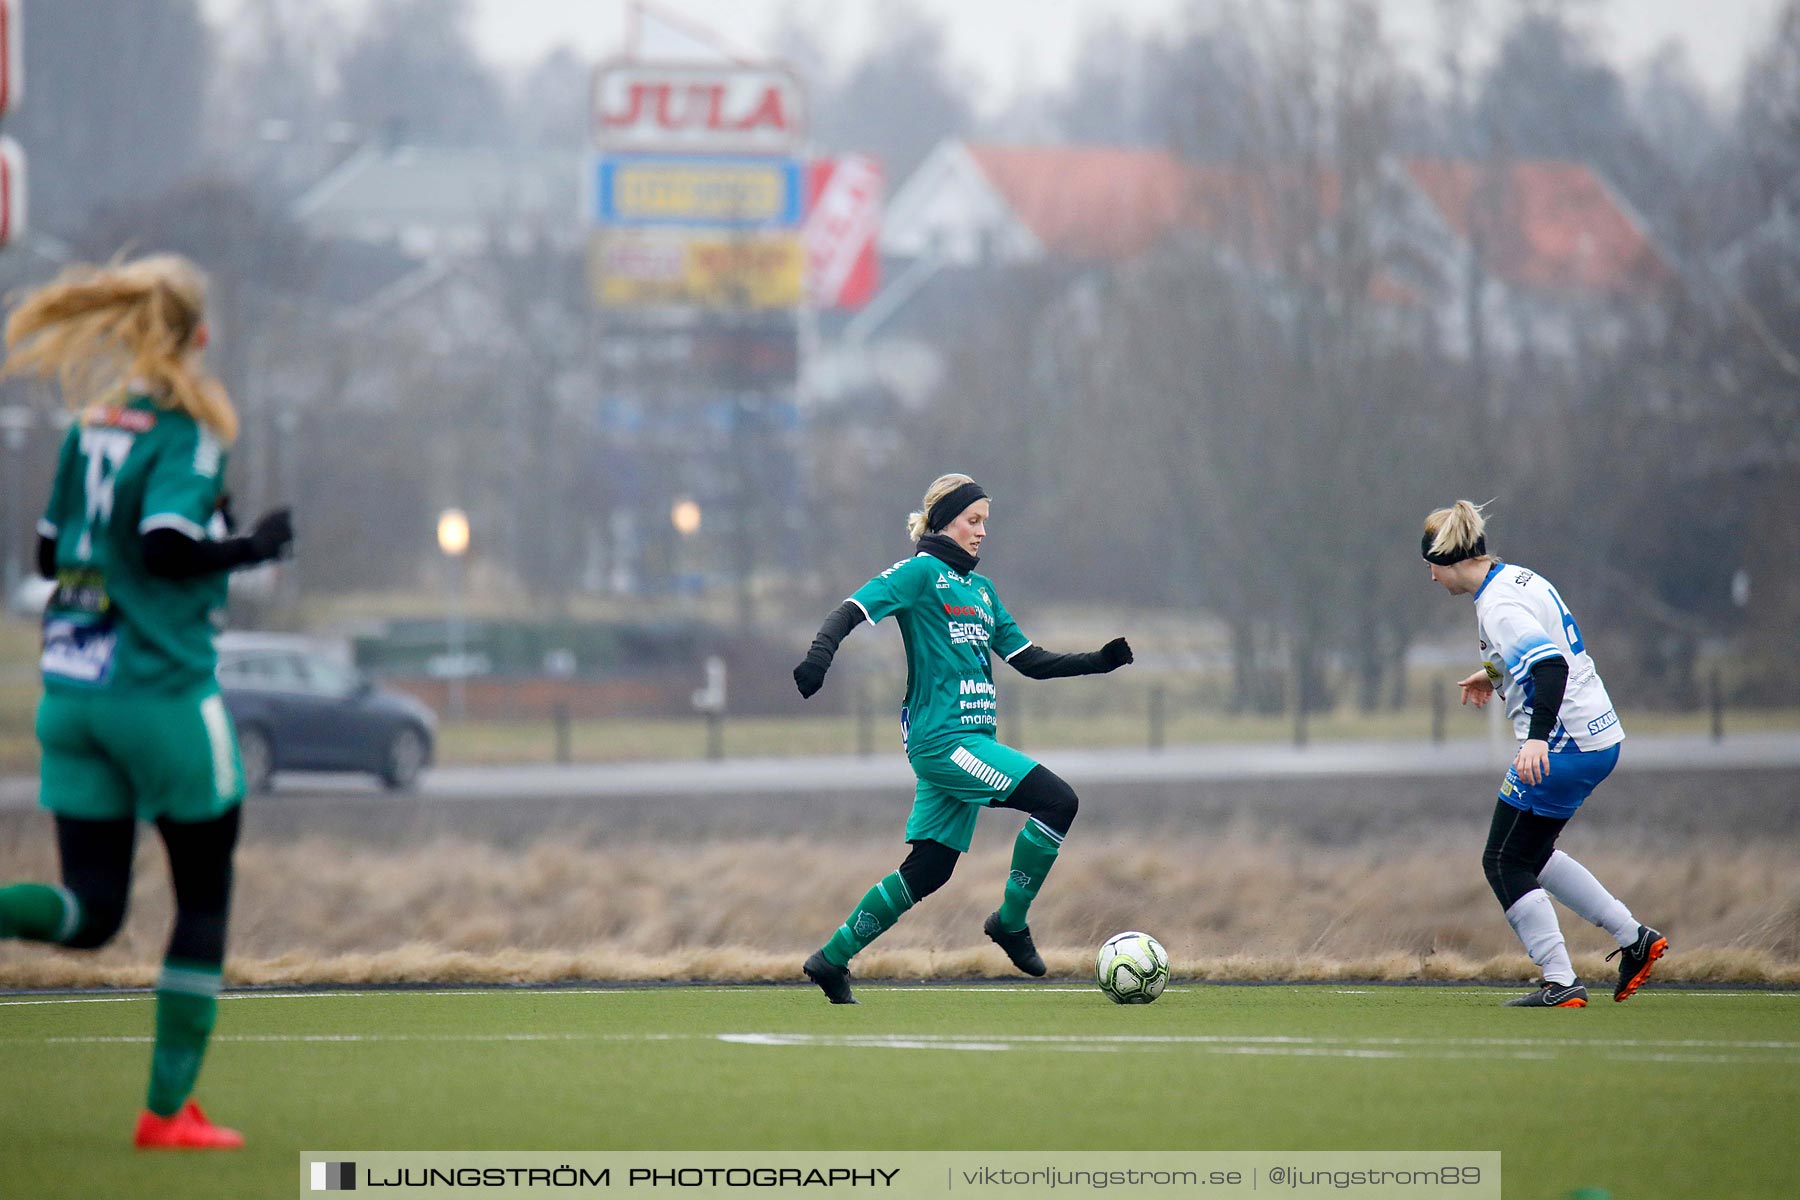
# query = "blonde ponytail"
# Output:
<box><xmin>4</xmin><ymin>254</ymin><xmax>238</xmax><ymax>441</ymax></box>
<box><xmin>1423</xmin><ymin>499</ymin><xmax>1490</xmax><ymax>561</ymax></box>
<box><xmin>907</xmin><ymin>473</ymin><xmax>977</xmax><ymax>541</ymax></box>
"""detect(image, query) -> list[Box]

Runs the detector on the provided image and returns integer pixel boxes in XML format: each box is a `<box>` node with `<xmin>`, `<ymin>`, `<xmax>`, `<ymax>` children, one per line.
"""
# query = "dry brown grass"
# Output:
<box><xmin>2</xmin><ymin>832</ymin><xmax>1797</xmax><ymax>988</ymax></box>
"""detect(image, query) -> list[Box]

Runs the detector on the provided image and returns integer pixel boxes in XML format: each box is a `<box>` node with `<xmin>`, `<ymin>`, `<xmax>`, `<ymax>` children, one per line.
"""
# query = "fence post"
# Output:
<box><xmin>691</xmin><ymin>655</ymin><xmax>727</xmax><ymax>762</ymax></box>
<box><xmin>1710</xmin><ymin>667</ymin><xmax>1725</xmax><ymax>743</ymax></box>
<box><xmin>1148</xmin><ymin>683</ymin><xmax>1166</xmax><ymax>752</ymax></box>
<box><xmin>1431</xmin><ymin>679</ymin><xmax>1447</xmax><ymax>745</ymax></box>
<box><xmin>553</xmin><ymin>701</ymin><xmax>571</xmax><ymax>765</ymax></box>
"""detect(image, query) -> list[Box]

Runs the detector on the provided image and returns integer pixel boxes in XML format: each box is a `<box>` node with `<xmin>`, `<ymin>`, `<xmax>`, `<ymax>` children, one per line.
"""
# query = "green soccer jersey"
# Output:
<box><xmin>37</xmin><ymin>396</ymin><xmax>231</xmax><ymax>696</ymax></box>
<box><xmin>849</xmin><ymin>552</ymin><xmax>1031</xmax><ymax>757</ymax></box>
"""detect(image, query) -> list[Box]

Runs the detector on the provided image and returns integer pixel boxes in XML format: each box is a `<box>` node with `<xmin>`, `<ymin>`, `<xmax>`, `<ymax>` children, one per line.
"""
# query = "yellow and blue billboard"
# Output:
<box><xmin>593</xmin><ymin>154</ymin><xmax>804</xmax><ymax>229</ymax></box>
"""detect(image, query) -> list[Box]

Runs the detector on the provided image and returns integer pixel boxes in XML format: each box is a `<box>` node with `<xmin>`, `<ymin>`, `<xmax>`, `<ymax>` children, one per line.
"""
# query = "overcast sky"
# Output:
<box><xmin>204</xmin><ymin>0</ymin><xmax>1787</xmax><ymax>111</ymax></box>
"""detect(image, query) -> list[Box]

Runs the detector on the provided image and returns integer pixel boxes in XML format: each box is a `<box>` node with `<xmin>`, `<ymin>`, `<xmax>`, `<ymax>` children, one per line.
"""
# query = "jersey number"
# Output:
<box><xmin>75</xmin><ymin>429</ymin><xmax>135</xmax><ymax>561</ymax></box>
<box><xmin>1546</xmin><ymin>584</ymin><xmax>1584</xmax><ymax>656</ymax></box>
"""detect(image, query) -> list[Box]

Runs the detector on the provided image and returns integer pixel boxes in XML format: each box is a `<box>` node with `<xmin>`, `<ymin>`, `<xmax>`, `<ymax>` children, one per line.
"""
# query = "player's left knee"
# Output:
<box><xmin>1012</xmin><ymin>766</ymin><xmax>1078</xmax><ymax>837</ymax></box>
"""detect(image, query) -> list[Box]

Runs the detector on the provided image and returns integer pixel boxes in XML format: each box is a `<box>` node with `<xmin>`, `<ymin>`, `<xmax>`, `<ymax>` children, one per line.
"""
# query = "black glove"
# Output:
<box><xmin>793</xmin><ymin>655</ymin><xmax>828</xmax><ymax>699</ymax></box>
<box><xmin>247</xmin><ymin>508</ymin><xmax>294</xmax><ymax>562</ymax></box>
<box><xmin>1100</xmin><ymin>637</ymin><xmax>1134</xmax><ymax>671</ymax></box>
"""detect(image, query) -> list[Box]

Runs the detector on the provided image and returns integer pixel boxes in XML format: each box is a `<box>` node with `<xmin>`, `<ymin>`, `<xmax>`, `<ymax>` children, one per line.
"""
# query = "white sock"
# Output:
<box><xmin>1505</xmin><ymin>888</ymin><xmax>1576</xmax><ymax>986</ymax></box>
<box><xmin>1538</xmin><ymin>850</ymin><xmax>1639</xmax><ymax>947</ymax></box>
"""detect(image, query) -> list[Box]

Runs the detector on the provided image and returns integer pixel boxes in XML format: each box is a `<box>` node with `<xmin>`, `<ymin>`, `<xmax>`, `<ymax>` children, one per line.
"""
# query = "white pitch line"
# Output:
<box><xmin>710</xmin><ymin>1032</ymin><xmax>1800</xmax><ymax>1065</ymax></box>
<box><xmin>2</xmin><ymin>1028</ymin><xmax>1795</xmax><ymax>1065</ymax></box>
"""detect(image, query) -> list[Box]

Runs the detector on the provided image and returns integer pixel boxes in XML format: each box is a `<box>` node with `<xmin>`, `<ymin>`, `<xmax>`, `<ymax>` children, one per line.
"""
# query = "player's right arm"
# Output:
<box><xmin>793</xmin><ymin>601</ymin><xmax>865</xmax><ymax>698</ymax></box>
<box><xmin>792</xmin><ymin>557</ymin><xmax>924</xmax><ymax>698</ymax></box>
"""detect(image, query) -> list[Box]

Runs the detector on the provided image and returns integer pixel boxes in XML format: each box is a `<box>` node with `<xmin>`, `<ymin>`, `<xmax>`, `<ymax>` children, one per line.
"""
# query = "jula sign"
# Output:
<box><xmin>593</xmin><ymin>64</ymin><xmax>805</xmax><ymax>154</ymax></box>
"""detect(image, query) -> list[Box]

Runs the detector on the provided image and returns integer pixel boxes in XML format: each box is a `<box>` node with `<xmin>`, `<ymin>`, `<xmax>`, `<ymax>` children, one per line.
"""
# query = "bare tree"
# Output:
<box><xmin>335</xmin><ymin>0</ymin><xmax>509</xmax><ymax>146</ymax></box>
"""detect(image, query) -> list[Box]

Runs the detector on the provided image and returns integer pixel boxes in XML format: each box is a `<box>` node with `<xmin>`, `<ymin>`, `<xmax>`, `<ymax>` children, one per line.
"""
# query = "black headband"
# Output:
<box><xmin>926</xmin><ymin>482</ymin><xmax>987</xmax><ymax>533</ymax></box>
<box><xmin>1422</xmin><ymin>532</ymin><xmax>1485</xmax><ymax>566</ymax></box>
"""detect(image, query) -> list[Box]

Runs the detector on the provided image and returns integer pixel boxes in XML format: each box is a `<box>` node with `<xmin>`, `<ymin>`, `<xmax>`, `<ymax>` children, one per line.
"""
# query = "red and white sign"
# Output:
<box><xmin>0</xmin><ymin>0</ymin><xmax>19</xmax><ymax>120</ymax></box>
<box><xmin>804</xmin><ymin>156</ymin><xmax>882</xmax><ymax>310</ymax></box>
<box><xmin>0</xmin><ymin>136</ymin><xmax>25</xmax><ymax>248</ymax></box>
<box><xmin>594</xmin><ymin>63</ymin><xmax>804</xmax><ymax>154</ymax></box>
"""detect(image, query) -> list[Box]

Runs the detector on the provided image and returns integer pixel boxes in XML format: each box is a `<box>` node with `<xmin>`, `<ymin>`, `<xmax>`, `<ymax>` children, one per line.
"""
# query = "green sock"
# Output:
<box><xmin>0</xmin><ymin>883</ymin><xmax>80</xmax><ymax>943</ymax></box>
<box><xmin>146</xmin><ymin>960</ymin><xmax>221</xmax><ymax>1117</ymax></box>
<box><xmin>996</xmin><ymin>819</ymin><xmax>1064</xmax><ymax>931</ymax></box>
<box><xmin>821</xmin><ymin>871</ymin><xmax>916</xmax><ymax>967</ymax></box>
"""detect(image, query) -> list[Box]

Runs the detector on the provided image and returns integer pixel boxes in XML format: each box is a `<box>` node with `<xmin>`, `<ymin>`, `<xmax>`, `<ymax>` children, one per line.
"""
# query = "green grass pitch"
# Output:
<box><xmin>1</xmin><ymin>983</ymin><xmax>1796</xmax><ymax>1199</ymax></box>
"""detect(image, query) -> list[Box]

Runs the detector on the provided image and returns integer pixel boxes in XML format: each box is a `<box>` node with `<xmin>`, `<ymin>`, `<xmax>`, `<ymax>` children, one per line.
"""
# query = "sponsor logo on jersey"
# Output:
<box><xmin>948</xmin><ymin>621</ymin><xmax>990</xmax><ymax>646</ymax></box>
<box><xmin>943</xmin><ymin>602</ymin><xmax>995</xmax><ymax>623</ymax></box>
<box><xmin>1587</xmin><ymin>709</ymin><xmax>1618</xmax><ymax>736</ymax></box>
<box><xmin>1513</xmin><ymin>570</ymin><xmax>1535</xmax><ymax>586</ymax></box>
<box><xmin>85</xmin><ymin>407</ymin><xmax>157</xmax><ymax>433</ymax></box>
<box><xmin>935</xmin><ymin>572</ymin><xmax>951</xmax><ymax>590</ymax></box>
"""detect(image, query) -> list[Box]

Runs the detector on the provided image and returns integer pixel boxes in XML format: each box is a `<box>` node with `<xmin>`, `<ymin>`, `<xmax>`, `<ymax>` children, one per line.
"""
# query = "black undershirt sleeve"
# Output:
<box><xmin>793</xmin><ymin>601</ymin><xmax>867</xmax><ymax>698</ymax></box>
<box><xmin>36</xmin><ymin>534</ymin><xmax>56</xmax><ymax>580</ymax></box>
<box><xmin>1008</xmin><ymin>645</ymin><xmax>1110</xmax><ymax>680</ymax></box>
<box><xmin>1525</xmin><ymin>657</ymin><xmax>1570</xmax><ymax>742</ymax></box>
<box><xmin>140</xmin><ymin>528</ymin><xmax>261</xmax><ymax>580</ymax></box>
<box><xmin>805</xmin><ymin>601</ymin><xmax>866</xmax><ymax>668</ymax></box>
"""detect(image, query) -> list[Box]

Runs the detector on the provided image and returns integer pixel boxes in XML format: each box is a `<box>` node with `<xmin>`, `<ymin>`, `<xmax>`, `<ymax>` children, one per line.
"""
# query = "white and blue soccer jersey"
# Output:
<box><xmin>1472</xmin><ymin>562</ymin><xmax>1624</xmax><ymax>752</ymax></box>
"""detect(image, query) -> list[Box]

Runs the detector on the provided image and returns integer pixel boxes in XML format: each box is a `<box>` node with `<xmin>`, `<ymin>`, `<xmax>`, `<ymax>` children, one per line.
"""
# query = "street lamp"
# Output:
<box><xmin>437</xmin><ymin>507</ymin><xmax>470</xmax><ymax>719</ymax></box>
<box><xmin>670</xmin><ymin>497</ymin><xmax>702</xmax><ymax>597</ymax></box>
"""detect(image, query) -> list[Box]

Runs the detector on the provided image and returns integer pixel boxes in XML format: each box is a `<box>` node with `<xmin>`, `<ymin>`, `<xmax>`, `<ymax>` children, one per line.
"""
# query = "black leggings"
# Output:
<box><xmin>55</xmin><ymin>807</ymin><xmax>240</xmax><ymax>966</ymax></box>
<box><xmin>1481</xmin><ymin>799</ymin><xmax>1568</xmax><ymax>910</ymax></box>
<box><xmin>896</xmin><ymin>764</ymin><xmax>1080</xmax><ymax>901</ymax></box>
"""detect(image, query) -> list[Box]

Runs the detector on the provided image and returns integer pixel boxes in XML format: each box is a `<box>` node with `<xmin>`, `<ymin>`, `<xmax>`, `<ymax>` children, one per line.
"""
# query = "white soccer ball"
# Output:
<box><xmin>1095</xmin><ymin>930</ymin><xmax>1170</xmax><ymax>1004</ymax></box>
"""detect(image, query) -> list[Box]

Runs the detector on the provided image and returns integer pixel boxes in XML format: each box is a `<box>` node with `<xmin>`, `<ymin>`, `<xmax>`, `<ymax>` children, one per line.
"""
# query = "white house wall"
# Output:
<box><xmin>879</xmin><ymin>141</ymin><xmax>1043</xmax><ymax>265</ymax></box>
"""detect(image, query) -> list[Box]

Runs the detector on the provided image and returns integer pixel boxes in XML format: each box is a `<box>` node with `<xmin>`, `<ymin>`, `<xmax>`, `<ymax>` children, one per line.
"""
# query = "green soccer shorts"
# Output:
<box><xmin>36</xmin><ymin>685</ymin><xmax>245</xmax><ymax>823</ymax></box>
<box><xmin>905</xmin><ymin>737</ymin><xmax>1041</xmax><ymax>852</ymax></box>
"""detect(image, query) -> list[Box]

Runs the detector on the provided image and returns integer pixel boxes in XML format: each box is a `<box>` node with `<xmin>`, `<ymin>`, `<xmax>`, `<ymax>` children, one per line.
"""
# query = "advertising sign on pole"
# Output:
<box><xmin>588</xmin><ymin>57</ymin><xmax>811</xmax><ymax>313</ymax></box>
<box><xmin>594</xmin><ymin>155</ymin><xmax>804</xmax><ymax>229</ymax></box>
<box><xmin>0</xmin><ymin>0</ymin><xmax>20</xmax><ymax>120</ymax></box>
<box><xmin>803</xmin><ymin>156</ymin><xmax>882</xmax><ymax>310</ymax></box>
<box><xmin>593</xmin><ymin>63</ymin><xmax>804</xmax><ymax>155</ymax></box>
<box><xmin>0</xmin><ymin>136</ymin><xmax>26</xmax><ymax>248</ymax></box>
<box><xmin>589</xmin><ymin>229</ymin><xmax>804</xmax><ymax>310</ymax></box>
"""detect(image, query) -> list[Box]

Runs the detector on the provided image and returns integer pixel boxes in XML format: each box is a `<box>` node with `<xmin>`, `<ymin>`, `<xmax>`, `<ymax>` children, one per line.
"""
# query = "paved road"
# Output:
<box><xmin>2</xmin><ymin>733</ymin><xmax>1794</xmax><ymax>850</ymax></box>
<box><xmin>2</xmin><ymin>732</ymin><xmax>1796</xmax><ymax>811</ymax></box>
